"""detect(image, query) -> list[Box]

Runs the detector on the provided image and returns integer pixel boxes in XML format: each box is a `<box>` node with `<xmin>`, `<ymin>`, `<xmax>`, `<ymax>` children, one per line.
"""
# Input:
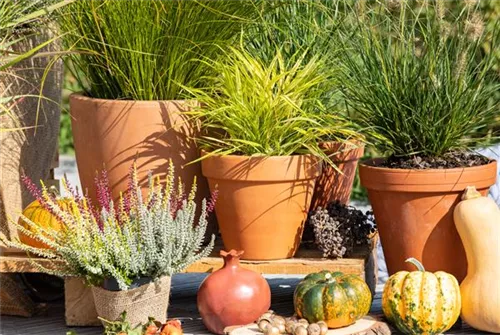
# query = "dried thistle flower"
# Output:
<box><xmin>465</xmin><ymin>12</ymin><xmax>485</xmax><ymax>41</ymax></box>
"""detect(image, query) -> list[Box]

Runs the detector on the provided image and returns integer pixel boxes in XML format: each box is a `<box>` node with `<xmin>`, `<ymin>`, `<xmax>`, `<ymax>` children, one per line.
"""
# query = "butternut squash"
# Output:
<box><xmin>454</xmin><ymin>186</ymin><xmax>500</xmax><ymax>333</ymax></box>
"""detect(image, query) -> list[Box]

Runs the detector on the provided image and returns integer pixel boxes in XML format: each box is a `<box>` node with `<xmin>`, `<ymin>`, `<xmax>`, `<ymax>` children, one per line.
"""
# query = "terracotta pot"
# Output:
<box><xmin>359</xmin><ymin>158</ymin><xmax>497</xmax><ymax>282</ymax></box>
<box><xmin>197</xmin><ymin>250</ymin><xmax>271</xmax><ymax>334</ymax></box>
<box><xmin>310</xmin><ymin>141</ymin><xmax>364</xmax><ymax>210</ymax></box>
<box><xmin>69</xmin><ymin>94</ymin><xmax>215</xmax><ymax>238</ymax></box>
<box><xmin>201</xmin><ymin>153</ymin><xmax>320</xmax><ymax>260</ymax></box>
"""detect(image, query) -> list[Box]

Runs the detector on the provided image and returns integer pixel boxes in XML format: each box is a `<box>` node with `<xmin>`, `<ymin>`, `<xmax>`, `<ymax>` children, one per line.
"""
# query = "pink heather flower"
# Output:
<box><xmin>95</xmin><ymin>169</ymin><xmax>112</xmax><ymax>212</ymax></box>
<box><xmin>206</xmin><ymin>188</ymin><xmax>218</xmax><ymax>216</ymax></box>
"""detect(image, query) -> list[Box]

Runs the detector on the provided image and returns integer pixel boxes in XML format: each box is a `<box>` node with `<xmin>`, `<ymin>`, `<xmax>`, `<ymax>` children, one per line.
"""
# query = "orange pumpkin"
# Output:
<box><xmin>18</xmin><ymin>199</ymin><xmax>72</xmax><ymax>249</ymax></box>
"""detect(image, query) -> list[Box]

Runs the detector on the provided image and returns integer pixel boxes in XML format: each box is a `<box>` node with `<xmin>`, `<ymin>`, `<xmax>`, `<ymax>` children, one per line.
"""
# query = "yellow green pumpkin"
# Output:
<box><xmin>293</xmin><ymin>271</ymin><xmax>371</xmax><ymax>328</ymax></box>
<box><xmin>382</xmin><ymin>258</ymin><xmax>461</xmax><ymax>335</ymax></box>
<box><xmin>18</xmin><ymin>198</ymin><xmax>71</xmax><ymax>249</ymax></box>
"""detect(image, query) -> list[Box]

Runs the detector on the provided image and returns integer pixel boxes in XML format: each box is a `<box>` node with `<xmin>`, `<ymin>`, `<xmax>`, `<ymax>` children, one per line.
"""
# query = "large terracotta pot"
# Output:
<box><xmin>201</xmin><ymin>153</ymin><xmax>320</xmax><ymax>260</ymax></box>
<box><xmin>310</xmin><ymin>140</ymin><xmax>364</xmax><ymax>211</ymax></box>
<box><xmin>69</xmin><ymin>95</ymin><xmax>215</xmax><ymax>236</ymax></box>
<box><xmin>197</xmin><ymin>250</ymin><xmax>271</xmax><ymax>335</ymax></box>
<box><xmin>359</xmin><ymin>158</ymin><xmax>497</xmax><ymax>282</ymax></box>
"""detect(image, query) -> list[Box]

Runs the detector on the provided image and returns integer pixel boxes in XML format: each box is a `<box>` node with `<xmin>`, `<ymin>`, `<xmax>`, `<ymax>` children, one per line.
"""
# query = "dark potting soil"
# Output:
<box><xmin>379</xmin><ymin>151</ymin><xmax>491</xmax><ymax>169</ymax></box>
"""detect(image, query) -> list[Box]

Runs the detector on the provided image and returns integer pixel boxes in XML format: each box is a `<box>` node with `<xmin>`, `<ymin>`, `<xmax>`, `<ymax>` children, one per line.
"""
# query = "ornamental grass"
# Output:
<box><xmin>337</xmin><ymin>0</ymin><xmax>500</xmax><ymax>158</ymax></box>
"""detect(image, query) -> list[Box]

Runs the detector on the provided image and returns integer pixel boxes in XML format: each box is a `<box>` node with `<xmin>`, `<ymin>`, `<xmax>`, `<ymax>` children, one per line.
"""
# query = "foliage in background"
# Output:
<box><xmin>0</xmin><ymin>161</ymin><xmax>216</xmax><ymax>290</ymax></box>
<box><xmin>245</xmin><ymin>0</ymin><xmax>362</xmax><ymax>141</ymax></box>
<box><xmin>0</xmin><ymin>0</ymin><xmax>72</xmax><ymax>132</ymax></box>
<box><xmin>58</xmin><ymin>0</ymin><xmax>259</xmax><ymax>100</ymax></box>
<box><xmin>338</xmin><ymin>0</ymin><xmax>500</xmax><ymax>158</ymax></box>
<box><xmin>185</xmin><ymin>46</ymin><xmax>360</xmax><ymax>160</ymax></box>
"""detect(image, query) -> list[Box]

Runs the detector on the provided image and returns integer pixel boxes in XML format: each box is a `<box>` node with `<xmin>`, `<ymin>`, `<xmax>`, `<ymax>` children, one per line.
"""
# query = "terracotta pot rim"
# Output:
<box><xmin>201</xmin><ymin>150</ymin><xmax>321</xmax><ymax>181</ymax></box>
<box><xmin>360</xmin><ymin>157</ymin><xmax>497</xmax><ymax>173</ymax></box>
<box><xmin>200</xmin><ymin>149</ymin><xmax>320</xmax><ymax>161</ymax></box>
<box><xmin>69</xmin><ymin>92</ymin><xmax>195</xmax><ymax>105</ymax></box>
<box><xmin>359</xmin><ymin>157</ymin><xmax>497</xmax><ymax>192</ymax></box>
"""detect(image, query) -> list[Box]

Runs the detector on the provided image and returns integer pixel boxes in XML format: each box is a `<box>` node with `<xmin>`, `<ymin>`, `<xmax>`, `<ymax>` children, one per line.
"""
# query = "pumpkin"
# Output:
<box><xmin>18</xmin><ymin>198</ymin><xmax>71</xmax><ymax>249</ymax></box>
<box><xmin>454</xmin><ymin>186</ymin><xmax>500</xmax><ymax>333</ymax></box>
<box><xmin>382</xmin><ymin>258</ymin><xmax>461</xmax><ymax>335</ymax></box>
<box><xmin>293</xmin><ymin>271</ymin><xmax>371</xmax><ymax>328</ymax></box>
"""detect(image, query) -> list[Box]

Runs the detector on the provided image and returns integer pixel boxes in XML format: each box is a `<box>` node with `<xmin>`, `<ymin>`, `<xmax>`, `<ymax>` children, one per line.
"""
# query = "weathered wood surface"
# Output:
<box><xmin>0</xmin><ymin>279</ymin><xmax>491</xmax><ymax>335</ymax></box>
<box><xmin>0</xmin><ymin>238</ymin><xmax>376</xmax><ymax>287</ymax></box>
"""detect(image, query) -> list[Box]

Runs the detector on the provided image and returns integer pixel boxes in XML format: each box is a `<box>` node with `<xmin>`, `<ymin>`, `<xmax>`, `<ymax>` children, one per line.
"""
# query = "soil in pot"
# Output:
<box><xmin>310</xmin><ymin>141</ymin><xmax>364</xmax><ymax>211</ymax></box>
<box><xmin>201</xmin><ymin>153</ymin><xmax>320</xmax><ymax>260</ymax></box>
<box><xmin>359</xmin><ymin>154</ymin><xmax>496</xmax><ymax>282</ymax></box>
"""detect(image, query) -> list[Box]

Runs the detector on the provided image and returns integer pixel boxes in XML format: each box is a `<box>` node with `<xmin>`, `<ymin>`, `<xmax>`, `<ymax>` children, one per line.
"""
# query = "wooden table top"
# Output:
<box><xmin>0</xmin><ymin>276</ymin><xmax>490</xmax><ymax>335</ymax></box>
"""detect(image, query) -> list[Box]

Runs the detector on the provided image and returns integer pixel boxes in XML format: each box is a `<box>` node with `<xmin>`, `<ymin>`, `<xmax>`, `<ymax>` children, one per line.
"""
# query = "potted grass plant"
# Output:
<box><xmin>246</xmin><ymin>0</ymin><xmax>366</xmax><ymax>210</ymax></box>
<box><xmin>1</xmin><ymin>0</ymin><xmax>69</xmax><ymax>251</ymax></box>
<box><xmin>337</xmin><ymin>0</ymin><xmax>499</xmax><ymax>281</ymax></box>
<box><xmin>0</xmin><ymin>161</ymin><xmax>215</xmax><ymax>327</ymax></box>
<box><xmin>184</xmin><ymin>45</ymin><xmax>356</xmax><ymax>260</ymax></box>
<box><xmin>57</xmin><ymin>0</ymin><xmax>257</xmax><ymax>237</ymax></box>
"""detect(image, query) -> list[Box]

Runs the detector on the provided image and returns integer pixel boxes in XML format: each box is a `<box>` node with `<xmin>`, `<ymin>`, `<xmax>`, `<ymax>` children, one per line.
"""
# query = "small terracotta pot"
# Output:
<box><xmin>69</xmin><ymin>94</ymin><xmax>215</xmax><ymax>238</ymax></box>
<box><xmin>201</xmin><ymin>152</ymin><xmax>321</xmax><ymax>260</ymax></box>
<box><xmin>359</xmin><ymin>158</ymin><xmax>497</xmax><ymax>282</ymax></box>
<box><xmin>310</xmin><ymin>141</ymin><xmax>364</xmax><ymax>210</ymax></box>
<box><xmin>197</xmin><ymin>250</ymin><xmax>271</xmax><ymax>334</ymax></box>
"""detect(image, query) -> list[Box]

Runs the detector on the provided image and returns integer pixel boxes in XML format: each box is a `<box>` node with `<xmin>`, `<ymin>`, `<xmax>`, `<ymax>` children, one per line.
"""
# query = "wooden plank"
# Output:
<box><xmin>0</xmin><ymin>238</ymin><xmax>374</xmax><ymax>276</ymax></box>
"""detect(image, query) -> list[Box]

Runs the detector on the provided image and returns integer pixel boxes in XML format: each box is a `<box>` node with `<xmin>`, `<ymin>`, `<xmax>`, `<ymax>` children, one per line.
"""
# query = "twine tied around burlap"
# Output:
<box><xmin>92</xmin><ymin>275</ymin><xmax>171</xmax><ymax>327</ymax></box>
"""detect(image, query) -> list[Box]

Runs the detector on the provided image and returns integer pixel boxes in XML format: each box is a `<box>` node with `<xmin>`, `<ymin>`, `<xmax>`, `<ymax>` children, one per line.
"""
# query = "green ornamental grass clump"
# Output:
<box><xmin>58</xmin><ymin>0</ymin><xmax>258</xmax><ymax>100</ymax></box>
<box><xmin>184</xmin><ymin>45</ymin><xmax>359</xmax><ymax>161</ymax></box>
<box><xmin>0</xmin><ymin>161</ymin><xmax>215</xmax><ymax>290</ymax></box>
<box><xmin>338</xmin><ymin>0</ymin><xmax>500</xmax><ymax>160</ymax></box>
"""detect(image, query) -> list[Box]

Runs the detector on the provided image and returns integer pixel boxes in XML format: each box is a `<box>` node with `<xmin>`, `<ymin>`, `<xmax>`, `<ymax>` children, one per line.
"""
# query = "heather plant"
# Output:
<box><xmin>337</xmin><ymin>0</ymin><xmax>500</xmax><ymax>158</ymax></box>
<box><xmin>0</xmin><ymin>161</ymin><xmax>216</xmax><ymax>290</ymax></box>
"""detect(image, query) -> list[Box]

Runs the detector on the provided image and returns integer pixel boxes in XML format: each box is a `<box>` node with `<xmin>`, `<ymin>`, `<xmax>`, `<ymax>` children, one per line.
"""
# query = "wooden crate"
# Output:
<box><xmin>0</xmin><ymin>236</ymin><xmax>378</xmax><ymax>325</ymax></box>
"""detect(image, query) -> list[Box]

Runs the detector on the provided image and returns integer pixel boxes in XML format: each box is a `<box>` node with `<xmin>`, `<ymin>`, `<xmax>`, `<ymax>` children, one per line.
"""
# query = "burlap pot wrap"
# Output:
<box><xmin>92</xmin><ymin>276</ymin><xmax>171</xmax><ymax>327</ymax></box>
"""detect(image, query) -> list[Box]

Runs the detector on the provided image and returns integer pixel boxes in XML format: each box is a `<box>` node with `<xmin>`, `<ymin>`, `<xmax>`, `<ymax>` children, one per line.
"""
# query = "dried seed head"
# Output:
<box><xmin>387</xmin><ymin>0</ymin><xmax>401</xmax><ymax>11</ymax></box>
<box><xmin>440</xmin><ymin>21</ymin><xmax>452</xmax><ymax>41</ymax></box>
<box><xmin>464</xmin><ymin>0</ymin><xmax>478</xmax><ymax>8</ymax></box>
<box><xmin>436</xmin><ymin>0</ymin><xmax>446</xmax><ymax>20</ymax></box>
<box><xmin>455</xmin><ymin>51</ymin><xmax>469</xmax><ymax>81</ymax></box>
<box><xmin>465</xmin><ymin>12</ymin><xmax>485</xmax><ymax>41</ymax></box>
<box><xmin>356</xmin><ymin>0</ymin><xmax>367</xmax><ymax>20</ymax></box>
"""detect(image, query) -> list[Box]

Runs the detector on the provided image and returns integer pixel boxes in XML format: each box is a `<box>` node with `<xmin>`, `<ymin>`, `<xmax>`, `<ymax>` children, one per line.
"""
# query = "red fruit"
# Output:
<box><xmin>197</xmin><ymin>250</ymin><xmax>271</xmax><ymax>335</ymax></box>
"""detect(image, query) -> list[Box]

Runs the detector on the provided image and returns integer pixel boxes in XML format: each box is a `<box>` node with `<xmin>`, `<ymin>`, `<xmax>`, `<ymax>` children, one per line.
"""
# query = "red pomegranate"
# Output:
<box><xmin>197</xmin><ymin>250</ymin><xmax>271</xmax><ymax>334</ymax></box>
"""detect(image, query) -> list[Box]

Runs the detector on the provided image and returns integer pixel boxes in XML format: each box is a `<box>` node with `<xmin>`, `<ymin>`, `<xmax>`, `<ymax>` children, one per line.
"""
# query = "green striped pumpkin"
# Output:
<box><xmin>293</xmin><ymin>271</ymin><xmax>372</xmax><ymax>328</ymax></box>
<box><xmin>382</xmin><ymin>258</ymin><xmax>461</xmax><ymax>335</ymax></box>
